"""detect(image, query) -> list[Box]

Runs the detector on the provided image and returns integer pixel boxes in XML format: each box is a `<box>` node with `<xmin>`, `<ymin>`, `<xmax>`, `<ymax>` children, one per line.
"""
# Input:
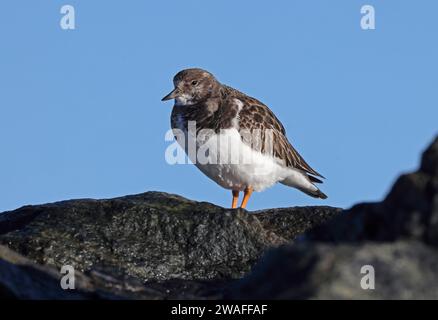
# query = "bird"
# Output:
<box><xmin>162</xmin><ymin>68</ymin><xmax>327</xmax><ymax>209</ymax></box>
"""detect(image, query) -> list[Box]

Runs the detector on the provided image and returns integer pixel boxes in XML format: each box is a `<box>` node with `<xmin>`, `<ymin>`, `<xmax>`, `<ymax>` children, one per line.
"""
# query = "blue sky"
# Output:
<box><xmin>0</xmin><ymin>0</ymin><xmax>437</xmax><ymax>212</ymax></box>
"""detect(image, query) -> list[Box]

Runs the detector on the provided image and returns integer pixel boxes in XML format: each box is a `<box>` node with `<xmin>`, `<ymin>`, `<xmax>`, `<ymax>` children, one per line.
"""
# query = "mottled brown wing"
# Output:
<box><xmin>238</xmin><ymin>100</ymin><xmax>324</xmax><ymax>179</ymax></box>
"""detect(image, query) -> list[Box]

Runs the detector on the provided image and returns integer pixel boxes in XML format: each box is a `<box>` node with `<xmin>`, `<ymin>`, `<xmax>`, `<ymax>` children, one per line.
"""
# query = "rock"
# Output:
<box><xmin>255</xmin><ymin>206</ymin><xmax>342</xmax><ymax>241</ymax></box>
<box><xmin>0</xmin><ymin>191</ymin><xmax>339</xmax><ymax>296</ymax></box>
<box><xmin>0</xmin><ymin>244</ymin><xmax>138</xmax><ymax>299</ymax></box>
<box><xmin>0</xmin><ymin>244</ymin><xmax>217</xmax><ymax>299</ymax></box>
<box><xmin>421</xmin><ymin>136</ymin><xmax>438</xmax><ymax>176</ymax></box>
<box><xmin>307</xmin><ymin>136</ymin><xmax>438</xmax><ymax>245</ymax></box>
<box><xmin>227</xmin><ymin>241</ymin><xmax>438</xmax><ymax>299</ymax></box>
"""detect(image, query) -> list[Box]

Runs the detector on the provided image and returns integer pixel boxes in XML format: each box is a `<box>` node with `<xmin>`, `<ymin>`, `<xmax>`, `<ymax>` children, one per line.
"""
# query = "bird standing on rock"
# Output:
<box><xmin>162</xmin><ymin>68</ymin><xmax>327</xmax><ymax>209</ymax></box>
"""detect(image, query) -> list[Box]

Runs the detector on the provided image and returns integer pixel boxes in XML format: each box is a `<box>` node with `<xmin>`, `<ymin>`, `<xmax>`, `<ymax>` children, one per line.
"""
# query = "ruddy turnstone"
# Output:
<box><xmin>162</xmin><ymin>68</ymin><xmax>327</xmax><ymax>209</ymax></box>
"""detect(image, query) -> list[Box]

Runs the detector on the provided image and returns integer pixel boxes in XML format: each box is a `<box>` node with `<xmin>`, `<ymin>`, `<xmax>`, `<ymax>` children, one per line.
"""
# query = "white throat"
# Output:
<box><xmin>175</xmin><ymin>94</ymin><xmax>194</xmax><ymax>106</ymax></box>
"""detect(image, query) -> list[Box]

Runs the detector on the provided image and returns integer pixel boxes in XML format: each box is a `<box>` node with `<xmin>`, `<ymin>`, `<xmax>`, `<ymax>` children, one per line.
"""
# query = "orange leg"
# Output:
<box><xmin>231</xmin><ymin>190</ymin><xmax>239</xmax><ymax>209</ymax></box>
<box><xmin>240</xmin><ymin>186</ymin><xmax>253</xmax><ymax>209</ymax></box>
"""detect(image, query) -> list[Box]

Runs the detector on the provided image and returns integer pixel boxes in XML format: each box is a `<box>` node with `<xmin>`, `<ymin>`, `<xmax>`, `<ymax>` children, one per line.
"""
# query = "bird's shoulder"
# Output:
<box><xmin>220</xmin><ymin>85</ymin><xmax>286</xmax><ymax>135</ymax></box>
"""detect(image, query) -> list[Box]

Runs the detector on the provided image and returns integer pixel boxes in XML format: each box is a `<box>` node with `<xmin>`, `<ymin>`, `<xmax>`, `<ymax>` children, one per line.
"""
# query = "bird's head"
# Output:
<box><xmin>161</xmin><ymin>68</ymin><xmax>220</xmax><ymax>106</ymax></box>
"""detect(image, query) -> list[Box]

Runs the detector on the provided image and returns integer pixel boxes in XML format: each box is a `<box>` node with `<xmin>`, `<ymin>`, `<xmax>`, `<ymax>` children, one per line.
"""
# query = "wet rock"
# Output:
<box><xmin>0</xmin><ymin>244</ymin><xmax>202</xmax><ymax>299</ymax></box>
<box><xmin>0</xmin><ymin>192</ymin><xmax>339</xmax><ymax>286</ymax></box>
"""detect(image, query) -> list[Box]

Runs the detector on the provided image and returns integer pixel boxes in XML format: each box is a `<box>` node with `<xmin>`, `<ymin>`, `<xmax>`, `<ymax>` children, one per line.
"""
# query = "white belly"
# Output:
<box><xmin>187</xmin><ymin>129</ymin><xmax>291</xmax><ymax>192</ymax></box>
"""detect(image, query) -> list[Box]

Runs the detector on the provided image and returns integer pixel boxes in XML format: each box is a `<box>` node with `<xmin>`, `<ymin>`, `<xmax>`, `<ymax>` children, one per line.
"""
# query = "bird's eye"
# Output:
<box><xmin>191</xmin><ymin>80</ymin><xmax>198</xmax><ymax>86</ymax></box>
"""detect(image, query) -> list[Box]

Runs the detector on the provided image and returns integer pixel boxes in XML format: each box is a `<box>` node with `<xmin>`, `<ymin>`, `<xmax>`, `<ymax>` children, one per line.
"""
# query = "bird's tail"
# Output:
<box><xmin>299</xmin><ymin>187</ymin><xmax>328</xmax><ymax>199</ymax></box>
<box><xmin>280</xmin><ymin>170</ymin><xmax>328</xmax><ymax>199</ymax></box>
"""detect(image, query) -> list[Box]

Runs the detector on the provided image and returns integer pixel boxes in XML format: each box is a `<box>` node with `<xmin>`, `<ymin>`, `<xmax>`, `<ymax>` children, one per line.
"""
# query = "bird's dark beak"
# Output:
<box><xmin>161</xmin><ymin>88</ymin><xmax>180</xmax><ymax>101</ymax></box>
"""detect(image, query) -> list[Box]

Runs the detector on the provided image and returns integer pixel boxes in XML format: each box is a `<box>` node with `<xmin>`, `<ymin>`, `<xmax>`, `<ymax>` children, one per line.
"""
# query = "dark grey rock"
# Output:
<box><xmin>307</xmin><ymin>136</ymin><xmax>438</xmax><ymax>246</ymax></box>
<box><xmin>0</xmin><ymin>244</ymin><xmax>147</xmax><ymax>299</ymax></box>
<box><xmin>255</xmin><ymin>206</ymin><xmax>342</xmax><ymax>241</ymax></box>
<box><xmin>0</xmin><ymin>192</ymin><xmax>339</xmax><ymax>288</ymax></box>
<box><xmin>227</xmin><ymin>241</ymin><xmax>438</xmax><ymax>299</ymax></box>
<box><xmin>0</xmin><ymin>244</ymin><xmax>221</xmax><ymax>299</ymax></box>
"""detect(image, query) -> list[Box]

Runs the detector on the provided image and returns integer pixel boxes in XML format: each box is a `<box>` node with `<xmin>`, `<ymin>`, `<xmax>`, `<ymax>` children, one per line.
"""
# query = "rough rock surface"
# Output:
<box><xmin>0</xmin><ymin>192</ymin><xmax>339</xmax><ymax>299</ymax></box>
<box><xmin>227</xmin><ymin>241</ymin><xmax>438</xmax><ymax>299</ymax></box>
<box><xmin>1</xmin><ymin>135</ymin><xmax>437</xmax><ymax>299</ymax></box>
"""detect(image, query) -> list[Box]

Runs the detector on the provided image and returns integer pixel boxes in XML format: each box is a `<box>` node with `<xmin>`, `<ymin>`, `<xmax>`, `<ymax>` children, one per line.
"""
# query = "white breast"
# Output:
<box><xmin>172</xmin><ymin>98</ymin><xmax>304</xmax><ymax>192</ymax></box>
<box><xmin>191</xmin><ymin>128</ymin><xmax>292</xmax><ymax>192</ymax></box>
